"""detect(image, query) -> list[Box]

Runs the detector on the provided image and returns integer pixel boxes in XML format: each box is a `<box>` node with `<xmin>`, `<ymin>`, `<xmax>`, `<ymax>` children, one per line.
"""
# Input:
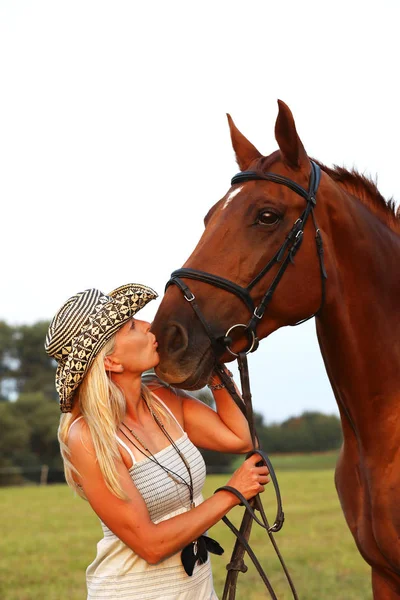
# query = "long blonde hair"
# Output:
<box><xmin>58</xmin><ymin>335</ymin><xmax>167</xmax><ymax>500</ymax></box>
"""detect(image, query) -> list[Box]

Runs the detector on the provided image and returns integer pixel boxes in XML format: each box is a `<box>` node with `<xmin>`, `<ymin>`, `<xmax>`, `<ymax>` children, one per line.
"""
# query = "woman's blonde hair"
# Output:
<box><xmin>58</xmin><ymin>335</ymin><xmax>167</xmax><ymax>500</ymax></box>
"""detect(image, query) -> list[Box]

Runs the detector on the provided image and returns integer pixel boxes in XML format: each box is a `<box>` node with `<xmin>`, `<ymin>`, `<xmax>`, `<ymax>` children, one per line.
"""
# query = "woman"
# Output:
<box><xmin>45</xmin><ymin>283</ymin><xmax>270</xmax><ymax>600</ymax></box>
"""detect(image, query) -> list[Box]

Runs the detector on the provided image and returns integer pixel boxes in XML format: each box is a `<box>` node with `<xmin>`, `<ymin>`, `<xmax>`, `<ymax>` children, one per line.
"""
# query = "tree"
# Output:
<box><xmin>13</xmin><ymin>321</ymin><xmax>56</xmax><ymax>399</ymax></box>
<box><xmin>0</xmin><ymin>402</ymin><xmax>31</xmax><ymax>468</ymax></box>
<box><xmin>0</xmin><ymin>321</ymin><xmax>15</xmax><ymax>401</ymax></box>
<box><xmin>259</xmin><ymin>411</ymin><xmax>342</xmax><ymax>453</ymax></box>
<box><xmin>12</xmin><ymin>392</ymin><xmax>62</xmax><ymax>468</ymax></box>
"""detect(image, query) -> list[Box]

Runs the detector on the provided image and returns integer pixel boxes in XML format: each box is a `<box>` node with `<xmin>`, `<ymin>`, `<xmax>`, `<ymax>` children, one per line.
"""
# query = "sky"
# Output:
<box><xmin>1</xmin><ymin>0</ymin><xmax>399</xmax><ymax>423</ymax></box>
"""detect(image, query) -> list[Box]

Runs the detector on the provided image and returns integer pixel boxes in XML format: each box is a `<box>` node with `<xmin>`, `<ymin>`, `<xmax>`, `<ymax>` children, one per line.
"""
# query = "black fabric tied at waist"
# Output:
<box><xmin>181</xmin><ymin>534</ymin><xmax>224</xmax><ymax>576</ymax></box>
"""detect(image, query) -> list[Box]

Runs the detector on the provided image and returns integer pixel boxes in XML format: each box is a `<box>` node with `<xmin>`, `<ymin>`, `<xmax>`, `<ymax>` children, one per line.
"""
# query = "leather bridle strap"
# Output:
<box><xmin>170</xmin><ymin>268</ymin><xmax>256</xmax><ymax>313</ymax></box>
<box><xmin>168</xmin><ymin>277</ymin><xmax>233</xmax><ymax>358</ymax></box>
<box><xmin>230</xmin><ymin>168</ymin><xmax>320</xmax><ymax>200</ymax></box>
<box><xmin>213</xmin><ymin>352</ymin><xmax>298</xmax><ymax>600</ymax></box>
<box><xmin>166</xmin><ymin>161</ymin><xmax>327</xmax><ymax>356</ymax></box>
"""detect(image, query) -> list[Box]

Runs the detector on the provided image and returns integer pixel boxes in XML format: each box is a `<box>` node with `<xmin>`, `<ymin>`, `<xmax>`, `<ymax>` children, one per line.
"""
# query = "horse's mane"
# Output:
<box><xmin>256</xmin><ymin>153</ymin><xmax>400</xmax><ymax>234</ymax></box>
<box><xmin>315</xmin><ymin>161</ymin><xmax>400</xmax><ymax>234</ymax></box>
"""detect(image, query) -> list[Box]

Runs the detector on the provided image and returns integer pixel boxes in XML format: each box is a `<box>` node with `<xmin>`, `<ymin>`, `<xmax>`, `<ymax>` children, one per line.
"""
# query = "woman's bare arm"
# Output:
<box><xmin>150</xmin><ymin>373</ymin><xmax>253</xmax><ymax>454</ymax></box>
<box><xmin>68</xmin><ymin>421</ymin><xmax>268</xmax><ymax>564</ymax></box>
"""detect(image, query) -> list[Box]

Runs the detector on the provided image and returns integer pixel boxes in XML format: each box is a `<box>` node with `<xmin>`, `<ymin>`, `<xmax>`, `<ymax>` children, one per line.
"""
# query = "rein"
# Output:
<box><xmin>214</xmin><ymin>355</ymin><xmax>296</xmax><ymax>600</ymax></box>
<box><xmin>165</xmin><ymin>161</ymin><xmax>327</xmax><ymax>598</ymax></box>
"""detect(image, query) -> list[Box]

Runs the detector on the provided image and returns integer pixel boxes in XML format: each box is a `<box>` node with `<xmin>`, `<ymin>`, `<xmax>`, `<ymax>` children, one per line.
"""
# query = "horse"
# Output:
<box><xmin>151</xmin><ymin>100</ymin><xmax>400</xmax><ymax>598</ymax></box>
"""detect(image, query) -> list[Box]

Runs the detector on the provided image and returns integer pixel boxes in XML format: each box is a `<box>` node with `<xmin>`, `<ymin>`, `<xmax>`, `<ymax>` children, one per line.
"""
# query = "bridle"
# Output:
<box><xmin>167</xmin><ymin>160</ymin><xmax>327</xmax><ymax>359</ymax></box>
<box><xmin>165</xmin><ymin>161</ymin><xmax>328</xmax><ymax>599</ymax></box>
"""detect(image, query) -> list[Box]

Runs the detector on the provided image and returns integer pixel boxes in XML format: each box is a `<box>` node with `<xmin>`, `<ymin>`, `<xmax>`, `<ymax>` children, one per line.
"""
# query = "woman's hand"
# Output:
<box><xmin>225</xmin><ymin>453</ymin><xmax>270</xmax><ymax>503</ymax></box>
<box><xmin>207</xmin><ymin>363</ymin><xmax>233</xmax><ymax>388</ymax></box>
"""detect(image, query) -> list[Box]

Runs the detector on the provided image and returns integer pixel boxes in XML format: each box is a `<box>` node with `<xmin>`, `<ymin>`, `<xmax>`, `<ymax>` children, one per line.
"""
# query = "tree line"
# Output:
<box><xmin>0</xmin><ymin>321</ymin><xmax>342</xmax><ymax>482</ymax></box>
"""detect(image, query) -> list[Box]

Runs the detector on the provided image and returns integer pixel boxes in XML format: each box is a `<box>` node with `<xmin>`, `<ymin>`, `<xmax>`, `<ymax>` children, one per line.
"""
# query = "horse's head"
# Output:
<box><xmin>152</xmin><ymin>100</ymin><xmax>329</xmax><ymax>389</ymax></box>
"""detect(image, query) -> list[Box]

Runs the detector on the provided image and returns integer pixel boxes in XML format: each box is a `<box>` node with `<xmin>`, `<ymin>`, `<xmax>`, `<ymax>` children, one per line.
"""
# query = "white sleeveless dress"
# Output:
<box><xmin>72</xmin><ymin>396</ymin><xmax>218</xmax><ymax>600</ymax></box>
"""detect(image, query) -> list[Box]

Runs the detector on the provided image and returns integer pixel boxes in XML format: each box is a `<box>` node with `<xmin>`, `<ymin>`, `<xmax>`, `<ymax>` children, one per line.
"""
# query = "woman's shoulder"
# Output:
<box><xmin>142</xmin><ymin>372</ymin><xmax>185</xmax><ymax>425</ymax></box>
<box><xmin>67</xmin><ymin>415</ymin><xmax>92</xmax><ymax>452</ymax></box>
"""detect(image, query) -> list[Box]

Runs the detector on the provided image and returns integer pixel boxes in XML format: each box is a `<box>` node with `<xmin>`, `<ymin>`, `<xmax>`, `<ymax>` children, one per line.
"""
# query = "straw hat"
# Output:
<box><xmin>45</xmin><ymin>283</ymin><xmax>158</xmax><ymax>412</ymax></box>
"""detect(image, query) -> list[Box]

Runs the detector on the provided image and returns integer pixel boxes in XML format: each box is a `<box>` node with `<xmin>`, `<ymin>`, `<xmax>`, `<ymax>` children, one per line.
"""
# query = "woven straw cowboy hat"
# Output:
<box><xmin>45</xmin><ymin>283</ymin><xmax>158</xmax><ymax>412</ymax></box>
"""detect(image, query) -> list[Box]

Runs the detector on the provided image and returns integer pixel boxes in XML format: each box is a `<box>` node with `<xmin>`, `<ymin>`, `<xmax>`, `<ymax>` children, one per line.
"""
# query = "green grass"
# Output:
<box><xmin>233</xmin><ymin>450</ymin><xmax>340</xmax><ymax>472</ymax></box>
<box><xmin>0</xmin><ymin>459</ymin><xmax>372</xmax><ymax>600</ymax></box>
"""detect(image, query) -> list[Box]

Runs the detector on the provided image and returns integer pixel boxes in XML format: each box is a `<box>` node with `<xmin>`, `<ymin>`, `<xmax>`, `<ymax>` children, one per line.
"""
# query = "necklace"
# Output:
<box><xmin>120</xmin><ymin>422</ymin><xmax>194</xmax><ymax>503</ymax></box>
<box><xmin>147</xmin><ymin>403</ymin><xmax>195</xmax><ymax>493</ymax></box>
<box><xmin>119</xmin><ymin>398</ymin><xmax>224</xmax><ymax>575</ymax></box>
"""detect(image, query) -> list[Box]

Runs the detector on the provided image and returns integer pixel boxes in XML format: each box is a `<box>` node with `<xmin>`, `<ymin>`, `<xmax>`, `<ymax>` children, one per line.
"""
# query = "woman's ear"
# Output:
<box><xmin>104</xmin><ymin>355</ymin><xmax>124</xmax><ymax>373</ymax></box>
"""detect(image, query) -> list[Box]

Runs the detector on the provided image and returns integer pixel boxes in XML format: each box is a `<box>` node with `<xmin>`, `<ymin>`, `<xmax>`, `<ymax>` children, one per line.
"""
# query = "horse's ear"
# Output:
<box><xmin>227</xmin><ymin>114</ymin><xmax>262</xmax><ymax>171</ymax></box>
<box><xmin>275</xmin><ymin>100</ymin><xmax>309</xmax><ymax>169</ymax></box>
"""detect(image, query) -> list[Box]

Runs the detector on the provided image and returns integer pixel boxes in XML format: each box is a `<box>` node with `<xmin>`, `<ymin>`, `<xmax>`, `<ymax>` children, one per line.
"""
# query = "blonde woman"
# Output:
<box><xmin>45</xmin><ymin>283</ymin><xmax>270</xmax><ymax>600</ymax></box>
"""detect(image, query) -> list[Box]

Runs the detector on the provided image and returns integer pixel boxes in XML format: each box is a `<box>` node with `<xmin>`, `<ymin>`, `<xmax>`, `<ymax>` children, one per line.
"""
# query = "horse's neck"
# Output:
<box><xmin>316</xmin><ymin>190</ymin><xmax>400</xmax><ymax>446</ymax></box>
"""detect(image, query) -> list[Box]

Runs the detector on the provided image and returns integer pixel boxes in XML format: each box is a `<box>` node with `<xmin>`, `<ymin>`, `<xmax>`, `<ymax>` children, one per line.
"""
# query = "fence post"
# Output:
<box><xmin>40</xmin><ymin>465</ymin><xmax>49</xmax><ymax>485</ymax></box>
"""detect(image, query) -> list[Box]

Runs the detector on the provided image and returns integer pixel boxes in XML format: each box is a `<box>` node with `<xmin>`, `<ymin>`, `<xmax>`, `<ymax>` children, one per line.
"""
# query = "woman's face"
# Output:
<box><xmin>109</xmin><ymin>318</ymin><xmax>159</xmax><ymax>375</ymax></box>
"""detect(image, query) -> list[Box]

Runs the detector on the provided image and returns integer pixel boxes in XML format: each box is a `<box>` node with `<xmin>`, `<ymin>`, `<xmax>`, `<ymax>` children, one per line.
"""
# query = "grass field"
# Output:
<box><xmin>0</xmin><ymin>453</ymin><xmax>372</xmax><ymax>600</ymax></box>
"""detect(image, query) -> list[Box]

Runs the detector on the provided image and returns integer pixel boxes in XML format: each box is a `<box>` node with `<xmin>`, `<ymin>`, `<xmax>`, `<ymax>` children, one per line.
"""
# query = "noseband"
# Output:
<box><xmin>166</xmin><ymin>160</ymin><xmax>327</xmax><ymax>357</ymax></box>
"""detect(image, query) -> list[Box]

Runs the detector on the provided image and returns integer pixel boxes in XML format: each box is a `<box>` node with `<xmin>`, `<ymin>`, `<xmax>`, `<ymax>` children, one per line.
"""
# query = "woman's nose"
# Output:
<box><xmin>141</xmin><ymin>320</ymin><xmax>151</xmax><ymax>332</ymax></box>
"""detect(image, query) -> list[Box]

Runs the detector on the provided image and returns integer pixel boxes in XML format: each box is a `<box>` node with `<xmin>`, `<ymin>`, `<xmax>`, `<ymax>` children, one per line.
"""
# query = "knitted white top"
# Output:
<box><xmin>71</xmin><ymin>396</ymin><xmax>218</xmax><ymax>600</ymax></box>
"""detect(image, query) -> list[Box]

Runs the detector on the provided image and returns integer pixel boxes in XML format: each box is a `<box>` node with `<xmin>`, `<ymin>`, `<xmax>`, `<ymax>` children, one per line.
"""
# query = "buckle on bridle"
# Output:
<box><xmin>184</xmin><ymin>291</ymin><xmax>196</xmax><ymax>302</ymax></box>
<box><xmin>253</xmin><ymin>306</ymin><xmax>263</xmax><ymax>320</ymax></box>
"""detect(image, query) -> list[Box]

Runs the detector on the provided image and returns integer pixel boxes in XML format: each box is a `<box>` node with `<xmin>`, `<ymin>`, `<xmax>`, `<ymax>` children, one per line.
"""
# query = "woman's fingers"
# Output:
<box><xmin>226</xmin><ymin>452</ymin><xmax>272</xmax><ymax>501</ymax></box>
<box><xmin>246</xmin><ymin>452</ymin><xmax>265</xmax><ymax>465</ymax></box>
<box><xmin>255</xmin><ymin>465</ymin><xmax>269</xmax><ymax>475</ymax></box>
<box><xmin>259</xmin><ymin>475</ymin><xmax>270</xmax><ymax>484</ymax></box>
<box><xmin>254</xmin><ymin>466</ymin><xmax>270</xmax><ymax>487</ymax></box>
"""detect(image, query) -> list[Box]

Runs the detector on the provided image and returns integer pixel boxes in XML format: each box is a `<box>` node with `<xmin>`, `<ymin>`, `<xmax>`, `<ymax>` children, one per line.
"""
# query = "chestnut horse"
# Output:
<box><xmin>151</xmin><ymin>101</ymin><xmax>400</xmax><ymax>598</ymax></box>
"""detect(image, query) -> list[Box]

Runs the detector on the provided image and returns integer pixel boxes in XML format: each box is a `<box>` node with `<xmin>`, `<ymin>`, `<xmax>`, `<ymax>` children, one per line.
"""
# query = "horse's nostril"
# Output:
<box><xmin>165</xmin><ymin>323</ymin><xmax>189</xmax><ymax>356</ymax></box>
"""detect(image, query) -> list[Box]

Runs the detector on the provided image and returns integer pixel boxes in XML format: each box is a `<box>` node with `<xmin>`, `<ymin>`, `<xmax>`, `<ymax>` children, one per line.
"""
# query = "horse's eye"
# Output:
<box><xmin>257</xmin><ymin>210</ymin><xmax>280</xmax><ymax>226</ymax></box>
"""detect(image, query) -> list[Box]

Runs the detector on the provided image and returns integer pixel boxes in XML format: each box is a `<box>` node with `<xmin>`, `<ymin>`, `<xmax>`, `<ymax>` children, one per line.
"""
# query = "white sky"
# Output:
<box><xmin>1</xmin><ymin>0</ymin><xmax>399</xmax><ymax>422</ymax></box>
